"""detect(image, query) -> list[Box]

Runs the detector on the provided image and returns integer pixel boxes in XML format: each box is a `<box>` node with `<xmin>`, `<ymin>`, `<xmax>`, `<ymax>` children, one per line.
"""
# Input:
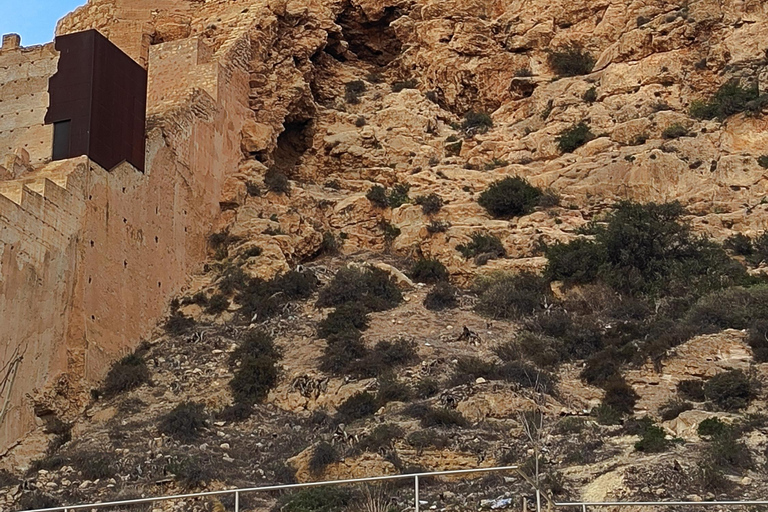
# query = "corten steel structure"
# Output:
<box><xmin>45</xmin><ymin>29</ymin><xmax>147</xmax><ymax>171</ymax></box>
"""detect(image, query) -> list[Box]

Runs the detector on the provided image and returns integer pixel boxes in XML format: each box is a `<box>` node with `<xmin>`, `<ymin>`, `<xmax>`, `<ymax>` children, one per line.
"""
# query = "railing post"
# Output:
<box><xmin>235</xmin><ymin>490</ymin><xmax>240</xmax><ymax>512</ymax></box>
<box><xmin>582</xmin><ymin>504</ymin><xmax>587</xmax><ymax>512</ymax></box>
<box><xmin>415</xmin><ymin>475</ymin><xmax>420</xmax><ymax>512</ymax></box>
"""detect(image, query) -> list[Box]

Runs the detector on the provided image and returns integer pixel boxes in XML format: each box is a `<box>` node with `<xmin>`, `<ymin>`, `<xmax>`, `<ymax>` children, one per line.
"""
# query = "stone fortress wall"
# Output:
<box><xmin>0</xmin><ymin>12</ymin><xmax>255</xmax><ymax>455</ymax></box>
<box><xmin>0</xmin><ymin>35</ymin><xmax>56</xmax><ymax>169</ymax></box>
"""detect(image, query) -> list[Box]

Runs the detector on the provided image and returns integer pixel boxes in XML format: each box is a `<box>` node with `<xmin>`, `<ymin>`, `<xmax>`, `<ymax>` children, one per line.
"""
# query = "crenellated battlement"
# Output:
<box><xmin>0</xmin><ymin>23</ymin><xmax>249</xmax><ymax>456</ymax></box>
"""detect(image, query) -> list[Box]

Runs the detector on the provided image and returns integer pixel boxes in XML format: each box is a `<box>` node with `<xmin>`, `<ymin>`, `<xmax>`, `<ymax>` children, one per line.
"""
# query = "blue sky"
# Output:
<box><xmin>0</xmin><ymin>0</ymin><xmax>87</xmax><ymax>47</ymax></box>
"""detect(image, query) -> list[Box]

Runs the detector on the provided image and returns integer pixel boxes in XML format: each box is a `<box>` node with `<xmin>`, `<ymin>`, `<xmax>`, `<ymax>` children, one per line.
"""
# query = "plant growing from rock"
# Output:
<box><xmin>415</xmin><ymin>193</ymin><xmax>443</xmax><ymax>215</ymax></box>
<box><xmin>461</xmin><ymin>111</ymin><xmax>493</xmax><ymax>134</ymax></box>
<box><xmin>556</xmin><ymin>122</ymin><xmax>595</xmax><ymax>153</ymax></box>
<box><xmin>478</xmin><ymin>176</ymin><xmax>543</xmax><ymax>218</ymax></box>
<box><xmin>547</xmin><ymin>45</ymin><xmax>595</xmax><ymax>77</ymax></box>
<box><xmin>457</xmin><ymin>231</ymin><xmax>506</xmax><ymax>264</ymax></box>
<box><xmin>159</xmin><ymin>402</ymin><xmax>207</xmax><ymax>441</ymax></box>
<box><xmin>265</xmin><ymin>167</ymin><xmax>291</xmax><ymax>194</ymax></box>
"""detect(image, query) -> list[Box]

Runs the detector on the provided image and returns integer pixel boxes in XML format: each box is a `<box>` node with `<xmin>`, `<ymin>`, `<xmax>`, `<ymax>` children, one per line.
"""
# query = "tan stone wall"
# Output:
<box><xmin>0</xmin><ymin>34</ymin><xmax>249</xmax><ymax>453</ymax></box>
<box><xmin>0</xmin><ymin>43</ymin><xmax>57</xmax><ymax>166</ymax></box>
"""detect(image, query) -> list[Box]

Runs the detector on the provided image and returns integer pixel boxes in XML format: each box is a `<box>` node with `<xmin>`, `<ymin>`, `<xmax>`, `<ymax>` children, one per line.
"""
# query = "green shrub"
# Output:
<box><xmin>229</xmin><ymin>330</ymin><xmax>282</xmax><ymax>404</ymax></box>
<box><xmin>164</xmin><ymin>310</ymin><xmax>195</xmax><ymax>335</ymax></box>
<box><xmin>593</xmin><ymin>404</ymin><xmax>622</xmax><ymax>425</ymax></box>
<box><xmin>462</xmin><ymin>111</ymin><xmax>493</xmax><ymax>134</ymax></box>
<box><xmin>353</xmin><ymin>339</ymin><xmax>419</xmax><ymax>378</ymax></box>
<box><xmin>320</xmin><ymin>332</ymin><xmax>367</xmax><ymax>375</ymax></box>
<box><xmin>16</xmin><ymin>492</ymin><xmax>61</xmax><ymax>511</ymax></box>
<box><xmin>704</xmin><ymin>369</ymin><xmax>756</xmax><ymax>411</ymax></box>
<box><xmin>427</xmin><ymin>220</ymin><xmax>450</xmax><ymax>234</ymax></box>
<box><xmin>556</xmin><ymin>122</ymin><xmax>595</xmax><ymax>153</ymax></box>
<box><xmin>475</xmin><ymin>272</ymin><xmax>551</xmax><ymax>320</ymax></box>
<box><xmin>415</xmin><ymin>193</ymin><xmax>443</xmax><ymax>215</ymax></box>
<box><xmin>456</xmin><ymin>231</ymin><xmax>506</xmax><ymax>264</ymax></box>
<box><xmin>102</xmin><ymin>351</ymin><xmax>150</xmax><ymax>397</ymax></box>
<box><xmin>416</xmin><ymin>378</ymin><xmax>441</xmax><ymax>399</ymax></box>
<box><xmin>279</xmin><ymin>487</ymin><xmax>353</xmax><ymax>512</ymax></box>
<box><xmin>758</xmin><ymin>155</ymin><xmax>768</xmax><ymax>169</ymax></box>
<box><xmin>424</xmin><ymin>282</ymin><xmax>458</xmax><ymax>311</ymax></box>
<box><xmin>309</xmin><ymin>442</ymin><xmax>340</xmax><ymax>475</ymax></box>
<box><xmin>602</xmin><ymin>375</ymin><xmax>638</xmax><ymax>415</ymax></box>
<box><xmin>705</xmin><ymin>427</ymin><xmax>753</xmax><ymax>472</ymax></box>
<box><xmin>0</xmin><ymin>469</ymin><xmax>19</xmax><ymax>488</ymax></box>
<box><xmin>246</xmin><ymin>182</ymin><xmax>261</xmax><ymax>196</ymax></box>
<box><xmin>366</xmin><ymin>185</ymin><xmax>389</xmax><ymax>208</ymax></box>
<box><xmin>583</xmin><ymin>87</ymin><xmax>598</xmax><ymax>103</ymax></box>
<box><xmin>545</xmin><ymin>239</ymin><xmax>605</xmax><ymax>285</ymax></box>
<box><xmin>634</xmin><ymin>424</ymin><xmax>670</xmax><ymax>452</ymax></box>
<box><xmin>724</xmin><ymin>233</ymin><xmax>753</xmax><ymax>256</ymax></box>
<box><xmin>689</xmin><ymin>80</ymin><xmax>768</xmax><ymax>120</ymax></box>
<box><xmin>678</xmin><ymin>379</ymin><xmax>705</xmax><ymax>401</ymax></box>
<box><xmin>318</xmin><ymin>303</ymin><xmax>369</xmax><ymax>341</ymax></box>
<box><xmin>392</xmin><ymin>79</ymin><xmax>418</xmax><ymax>92</ymax></box>
<box><xmin>410</xmin><ymin>258</ymin><xmax>448</xmax><ymax>284</ymax></box>
<box><xmin>747</xmin><ymin>319</ymin><xmax>768</xmax><ymax>362</ymax></box>
<box><xmin>359</xmin><ymin>424</ymin><xmax>405</xmax><ymax>452</ymax></box>
<box><xmin>662</xmin><ymin>123</ymin><xmax>689</xmax><ymax>139</ymax></box>
<box><xmin>345</xmin><ymin>80</ymin><xmax>366</xmax><ymax>104</ymax></box>
<box><xmin>658</xmin><ymin>399</ymin><xmax>692</xmax><ymax>421</ymax></box>
<box><xmin>318</xmin><ymin>267</ymin><xmax>403</xmax><ymax>312</ymax></box>
<box><xmin>387</xmin><ymin>184</ymin><xmax>411</xmax><ymax>208</ymax></box>
<box><xmin>217</xmin><ymin>402</ymin><xmax>253</xmax><ymax>422</ymax></box>
<box><xmin>320</xmin><ymin>231</ymin><xmax>341</xmax><ymax>254</ymax></box>
<box><xmin>405</xmin><ymin>404</ymin><xmax>468</xmax><ymax>428</ymax></box>
<box><xmin>547</xmin><ymin>46</ymin><xmax>595</xmax><ymax>77</ymax></box>
<box><xmin>205</xmin><ymin>293</ymin><xmax>229</xmax><ymax>314</ymax></box>
<box><xmin>376</xmin><ymin>376</ymin><xmax>413</xmax><ymax>404</ymax></box>
<box><xmin>265</xmin><ymin>168</ymin><xmax>291</xmax><ymax>194</ymax></box>
<box><xmin>166</xmin><ymin>456</ymin><xmax>213</xmax><ymax>488</ymax></box>
<box><xmin>478</xmin><ymin>177</ymin><xmax>543</xmax><ymax>218</ymax></box>
<box><xmin>698</xmin><ymin>417</ymin><xmax>728</xmax><ymax>438</ymax></box>
<box><xmin>336</xmin><ymin>392</ymin><xmax>378</xmax><ymax>423</ymax></box>
<box><xmin>379</xmin><ymin>221</ymin><xmax>401</xmax><ymax>244</ymax></box>
<box><xmin>406</xmin><ymin>429</ymin><xmax>450</xmax><ymax>450</ymax></box>
<box><xmin>581</xmin><ymin>349</ymin><xmax>622</xmax><ymax>386</ymax></box>
<box><xmin>547</xmin><ymin>201</ymin><xmax>751</xmax><ymax>297</ymax></box>
<box><xmin>235</xmin><ymin>269</ymin><xmax>318</xmax><ymax>322</ymax></box>
<box><xmin>159</xmin><ymin>402</ymin><xmax>207</xmax><ymax>441</ymax></box>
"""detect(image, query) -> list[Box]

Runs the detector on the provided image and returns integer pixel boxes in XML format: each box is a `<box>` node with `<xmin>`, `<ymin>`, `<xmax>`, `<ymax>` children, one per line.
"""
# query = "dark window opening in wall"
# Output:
<box><xmin>52</xmin><ymin>120</ymin><xmax>72</xmax><ymax>161</ymax></box>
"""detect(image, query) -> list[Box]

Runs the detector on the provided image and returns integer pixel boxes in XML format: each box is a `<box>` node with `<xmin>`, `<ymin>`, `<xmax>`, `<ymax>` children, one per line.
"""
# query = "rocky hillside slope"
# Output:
<box><xmin>6</xmin><ymin>0</ymin><xmax>768</xmax><ymax>510</ymax></box>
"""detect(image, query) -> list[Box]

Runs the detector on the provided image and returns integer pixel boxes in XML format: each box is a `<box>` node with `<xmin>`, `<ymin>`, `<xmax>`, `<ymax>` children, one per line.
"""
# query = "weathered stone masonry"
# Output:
<box><xmin>0</xmin><ymin>27</ymin><xmax>250</xmax><ymax>453</ymax></box>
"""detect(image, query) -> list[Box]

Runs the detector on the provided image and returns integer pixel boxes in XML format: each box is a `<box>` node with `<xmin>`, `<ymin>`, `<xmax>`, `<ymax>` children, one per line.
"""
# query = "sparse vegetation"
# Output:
<box><xmin>462</xmin><ymin>111</ymin><xmax>494</xmax><ymax>134</ymax></box>
<box><xmin>690</xmin><ymin>80</ymin><xmax>768</xmax><ymax>120</ymax></box>
<box><xmin>758</xmin><ymin>155</ymin><xmax>768</xmax><ymax>169</ymax></box>
<box><xmin>475</xmin><ymin>272</ymin><xmax>551</xmax><ymax>320</ymax></box>
<box><xmin>634</xmin><ymin>423</ymin><xmax>671</xmax><ymax>453</ymax></box>
<box><xmin>366</xmin><ymin>184</ymin><xmax>410</xmax><ymax>209</ymax></box>
<box><xmin>345</xmin><ymin>80</ymin><xmax>366</xmax><ymax>104</ymax></box>
<box><xmin>410</xmin><ymin>258</ymin><xmax>449</xmax><ymax>284</ymax></box>
<box><xmin>704</xmin><ymin>369</ymin><xmax>757</xmax><ymax>411</ymax></box>
<box><xmin>662</xmin><ymin>123</ymin><xmax>689</xmax><ymax>139</ymax></box>
<box><xmin>366</xmin><ymin>185</ymin><xmax>388</xmax><ymax>208</ymax></box>
<box><xmin>102</xmin><ymin>351</ymin><xmax>150</xmax><ymax>397</ymax></box>
<box><xmin>424</xmin><ymin>282</ymin><xmax>458</xmax><ymax>311</ymax></box>
<box><xmin>456</xmin><ymin>231</ymin><xmax>506</xmax><ymax>264</ymax></box>
<box><xmin>229</xmin><ymin>330</ymin><xmax>282</xmax><ymax>405</ymax></box>
<box><xmin>335</xmin><ymin>392</ymin><xmax>378</xmax><ymax>423</ymax></box>
<box><xmin>309</xmin><ymin>442</ymin><xmax>340</xmax><ymax>475</ymax></box>
<box><xmin>547</xmin><ymin>46</ymin><xmax>595</xmax><ymax>77</ymax></box>
<box><xmin>391</xmin><ymin>79</ymin><xmax>418</xmax><ymax>92</ymax></box>
<box><xmin>265</xmin><ymin>168</ymin><xmax>291</xmax><ymax>194</ymax></box>
<box><xmin>405</xmin><ymin>404</ymin><xmax>469</xmax><ymax>428</ymax></box>
<box><xmin>205</xmin><ymin>293</ymin><xmax>229</xmax><ymax>314</ymax></box>
<box><xmin>159</xmin><ymin>402</ymin><xmax>207</xmax><ymax>441</ymax></box>
<box><xmin>427</xmin><ymin>220</ymin><xmax>451</xmax><ymax>234</ymax></box>
<box><xmin>478</xmin><ymin>177</ymin><xmax>543</xmax><ymax>218</ymax></box>
<box><xmin>583</xmin><ymin>87</ymin><xmax>598</xmax><ymax>103</ymax></box>
<box><xmin>279</xmin><ymin>487</ymin><xmax>353</xmax><ymax>512</ymax></box>
<box><xmin>415</xmin><ymin>193</ymin><xmax>443</xmax><ymax>215</ymax></box>
<box><xmin>556</xmin><ymin>122</ymin><xmax>595</xmax><ymax>153</ymax></box>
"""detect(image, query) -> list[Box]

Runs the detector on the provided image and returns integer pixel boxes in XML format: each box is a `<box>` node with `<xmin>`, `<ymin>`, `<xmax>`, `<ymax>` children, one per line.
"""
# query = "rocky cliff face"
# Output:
<box><xmin>5</xmin><ymin>0</ymin><xmax>768</xmax><ymax>510</ymax></box>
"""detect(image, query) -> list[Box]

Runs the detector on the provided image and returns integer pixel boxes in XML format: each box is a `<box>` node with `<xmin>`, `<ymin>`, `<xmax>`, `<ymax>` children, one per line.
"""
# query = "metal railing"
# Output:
<box><xmin>556</xmin><ymin>501</ymin><xmax>768</xmax><ymax>511</ymax></box>
<box><xmin>19</xmin><ymin>465</ymin><xmax>520</xmax><ymax>512</ymax></box>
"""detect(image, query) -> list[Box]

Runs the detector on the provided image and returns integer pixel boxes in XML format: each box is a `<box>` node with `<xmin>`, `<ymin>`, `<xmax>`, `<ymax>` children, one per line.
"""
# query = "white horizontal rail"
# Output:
<box><xmin>20</xmin><ymin>465</ymin><xmax>520</xmax><ymax>512</ymax></box>
<box><xmin>557</xmin><ymin>502</ymin><xmax>768</xmax><ymax>507</ymax></box>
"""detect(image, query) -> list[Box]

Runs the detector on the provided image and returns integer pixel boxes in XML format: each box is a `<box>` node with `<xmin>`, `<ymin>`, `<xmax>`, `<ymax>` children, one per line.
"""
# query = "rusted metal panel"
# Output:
<box><xmin>45</xmin><ymin>29</ymin><xmax>147</xmax><ymax>172</ymax></box>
